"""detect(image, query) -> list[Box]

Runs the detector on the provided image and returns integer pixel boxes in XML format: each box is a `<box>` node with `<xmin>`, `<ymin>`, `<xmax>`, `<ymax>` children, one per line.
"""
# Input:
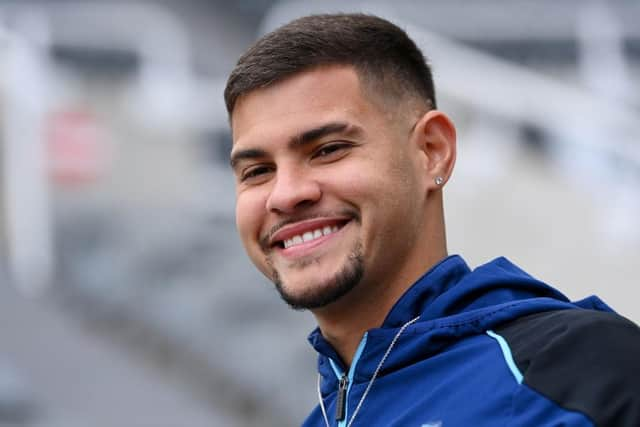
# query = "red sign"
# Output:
<box><xmin>47</xmin><ymin>110</ymin><xmax>107</xmax><ymax>185</ymax></box>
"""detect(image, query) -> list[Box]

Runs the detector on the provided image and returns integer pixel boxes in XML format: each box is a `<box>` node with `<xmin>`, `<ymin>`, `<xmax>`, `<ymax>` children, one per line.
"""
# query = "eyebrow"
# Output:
<box><xmin>230</xmin><ymin>121</ymin><xmax>362</xmax><ymax>168</ymax></box>
<box><xmin>229</xmin><ymin>148</ymin><xmax>267</xmax><ymax>169</ymax></box>
<box><xmin>291</xmin><ymin>122</ymin><xmax>353</xmax><ymax>147</ymax></box>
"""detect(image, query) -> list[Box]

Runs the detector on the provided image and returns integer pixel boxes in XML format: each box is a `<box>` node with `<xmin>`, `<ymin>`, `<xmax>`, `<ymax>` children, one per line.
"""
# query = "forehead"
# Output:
<box><xmin>231</xmin><ymin>66</ymin><xmax>377</xmax><ymax>148</ymax></box>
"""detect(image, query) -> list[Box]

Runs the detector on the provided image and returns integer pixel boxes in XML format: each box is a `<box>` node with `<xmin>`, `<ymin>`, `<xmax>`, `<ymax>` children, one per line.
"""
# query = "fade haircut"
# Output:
<box><xmin>224</xmin><ymin>13</ymin><xmax>436</xmax><ymax>117</ymax></box>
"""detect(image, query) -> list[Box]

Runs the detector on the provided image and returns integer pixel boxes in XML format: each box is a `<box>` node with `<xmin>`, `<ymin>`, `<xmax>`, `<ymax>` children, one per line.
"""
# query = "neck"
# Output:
<box><xmin>313</xmin><ymin>246</ymin><xmax>447</xmax><ymax>367</ymax></box>
<box><xmin>313</xmin><ymin>284</ymin><xmax>398</xmax><ymax>366</ymax></box>
<box><xmin>312</xmin><ymin>194</ymin><xmax>448</xmax><ymax>367</ymax></box>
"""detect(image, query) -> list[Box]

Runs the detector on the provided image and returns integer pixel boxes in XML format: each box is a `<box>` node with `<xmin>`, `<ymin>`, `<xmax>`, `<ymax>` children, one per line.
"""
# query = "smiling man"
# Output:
<box><xmin>225</xmin><ymin>13</ymin><xmax>640</xmax><ymax>427</ymax></box>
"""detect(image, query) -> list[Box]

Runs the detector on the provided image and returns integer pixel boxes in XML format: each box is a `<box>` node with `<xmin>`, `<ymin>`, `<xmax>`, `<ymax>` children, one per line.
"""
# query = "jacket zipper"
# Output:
<box><xmin>335</xmin><ymin>374</ymin><xmax>349</xmax><ymax>422</ymax></box>
<box><xmin>327</xmin><ymin>333</ymin><xmax>369</xmax><ymax>427</ymax></box>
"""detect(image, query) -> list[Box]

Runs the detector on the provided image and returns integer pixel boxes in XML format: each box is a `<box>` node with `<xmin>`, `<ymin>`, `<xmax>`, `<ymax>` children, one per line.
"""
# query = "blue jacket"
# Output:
<box><xmin>303</xmin><ymin>255</ymin><xmax>640</xmax><ymax>427</ymax></box>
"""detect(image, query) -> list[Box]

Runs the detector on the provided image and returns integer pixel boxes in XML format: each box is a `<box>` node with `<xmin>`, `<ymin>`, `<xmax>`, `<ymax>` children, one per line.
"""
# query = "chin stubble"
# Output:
<box><xmin>269</xmin><ymin>241</ymin><xmax>364</xmax><ymax>311</ymax></box>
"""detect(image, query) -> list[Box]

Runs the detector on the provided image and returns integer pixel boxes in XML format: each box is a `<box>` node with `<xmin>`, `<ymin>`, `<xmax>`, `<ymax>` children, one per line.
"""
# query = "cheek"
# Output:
<box><xmin>235</xmin><ymin>190</ymin><xmax>266</xmax><ymax>248</ymax></box>
<box><xmin>324</xmin><ymin>171</ymin><xmax>374</xmax><ymax>209</ymax></box>
<box><xmin>235</xmin><ymin>192</ymin><xmax>274</xmax><ymax>278</ymax></box>
<box><xmin>334</xmin><ymin>155</ymin><xmax>409</xmax><ymax>205</ymax></box>
<box><xmin>336</xmin><ymin>156</ymin><xmax>421</xmax><ymax>230</ymax></box>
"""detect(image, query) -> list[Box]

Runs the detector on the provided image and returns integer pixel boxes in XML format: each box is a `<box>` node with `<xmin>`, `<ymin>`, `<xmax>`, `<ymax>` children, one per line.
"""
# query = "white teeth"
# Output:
<box><xmin>282</xmin><ymin>225</ymin><xmax>342</xmax><ymax>249</ymax></box>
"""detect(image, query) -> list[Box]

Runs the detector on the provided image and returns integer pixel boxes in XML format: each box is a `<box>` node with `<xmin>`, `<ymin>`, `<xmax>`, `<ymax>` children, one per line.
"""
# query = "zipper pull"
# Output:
<box><xmin>335</xmin><ymin>374</ymin><xmax>349</xmax><ymax>422</ymax></box>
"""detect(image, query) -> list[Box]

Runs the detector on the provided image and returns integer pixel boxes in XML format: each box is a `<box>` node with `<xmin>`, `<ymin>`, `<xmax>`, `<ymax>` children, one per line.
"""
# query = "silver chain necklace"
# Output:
<box><xmin>316</xmin><ymin>316</ymin><xmax>420</xmax><ymax>427</ymax></box>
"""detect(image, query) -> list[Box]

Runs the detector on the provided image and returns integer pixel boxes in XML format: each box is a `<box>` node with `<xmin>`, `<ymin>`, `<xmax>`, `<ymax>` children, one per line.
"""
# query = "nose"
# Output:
<box><xmin>265</xmin><ymin>166</ymin><xmax>321</xmax><ymax>214</ymax></box>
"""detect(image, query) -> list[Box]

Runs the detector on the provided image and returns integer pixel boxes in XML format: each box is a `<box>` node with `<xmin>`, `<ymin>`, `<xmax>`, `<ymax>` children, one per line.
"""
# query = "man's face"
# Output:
<box><xmin>230</xmin><ymin>66</ymin><xmax>427</xmax><ymax>310</ymax></box>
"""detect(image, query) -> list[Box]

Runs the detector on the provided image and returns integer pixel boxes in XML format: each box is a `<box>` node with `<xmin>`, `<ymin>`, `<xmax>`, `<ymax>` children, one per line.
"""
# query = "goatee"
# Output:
<box><xmin>270</xmin><ymin>242</ymin><xmax>364</xmax><ymax>310</ymax></box>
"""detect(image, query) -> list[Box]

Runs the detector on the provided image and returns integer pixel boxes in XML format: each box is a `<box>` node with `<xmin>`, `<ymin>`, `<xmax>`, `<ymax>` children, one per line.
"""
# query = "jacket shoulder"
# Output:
<box><xmin>495</xmin><ymin>308</ymin><xmax>640</xmax><ymax>427</ymax></box>
<box><xmin>495</xmin><ymin>309</ymin><xmax>640</xmax><ymax>427</ymax></box>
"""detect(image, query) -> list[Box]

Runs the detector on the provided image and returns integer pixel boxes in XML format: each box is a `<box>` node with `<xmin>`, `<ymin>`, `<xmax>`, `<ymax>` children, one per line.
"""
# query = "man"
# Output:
<box><xmin>225</xmin><ymin>13</ymin><xmax>640</xmax><ymax>427</ymax></box>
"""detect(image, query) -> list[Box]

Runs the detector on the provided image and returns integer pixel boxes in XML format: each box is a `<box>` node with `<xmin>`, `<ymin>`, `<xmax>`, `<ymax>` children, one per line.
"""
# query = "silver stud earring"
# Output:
<box><xmin>435</xmin><ymin>176</ymin><xmax>444</xmax><ymax>185</ymax></box>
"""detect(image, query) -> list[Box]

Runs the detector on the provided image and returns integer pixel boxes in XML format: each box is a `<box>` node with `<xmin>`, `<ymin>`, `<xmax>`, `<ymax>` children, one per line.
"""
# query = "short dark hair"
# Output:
<box><xmin>224</xmin><ymin>13</ymin><xmax>436</xmax><ymax>116</ymax></box>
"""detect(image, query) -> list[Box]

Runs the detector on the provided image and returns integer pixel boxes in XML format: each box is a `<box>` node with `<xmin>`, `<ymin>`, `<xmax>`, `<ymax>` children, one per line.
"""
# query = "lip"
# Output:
<box><xmin>276</xmin><ymin>220</ymin><xmax>351</xmax><ymax>258</ymax></box>
<box><xmin>269</xmin><ymin>217</ymin><xmax>351</xmax><ymax>246</ymax></box>
<box><xmin>268</xmin><ymin>216</ymin><xmax>352</xmax><ymax>252</ymax></box>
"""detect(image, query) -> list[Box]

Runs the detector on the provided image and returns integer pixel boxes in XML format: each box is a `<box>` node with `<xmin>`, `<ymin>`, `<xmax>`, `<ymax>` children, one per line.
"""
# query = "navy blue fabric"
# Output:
<box><xmin>303</xmin><ymin>255</ymin><xmax>610</xmax><ymax>426</ymax></box>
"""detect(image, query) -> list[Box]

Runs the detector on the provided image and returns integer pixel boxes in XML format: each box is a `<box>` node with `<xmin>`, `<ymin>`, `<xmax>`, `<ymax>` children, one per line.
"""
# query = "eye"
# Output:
<box><xmin>240</xmin><ymin>165</ymin><xmax>274</xmax><ymax>183</ymax></box>
<box><xmin>312</xmin><ymin>142</ymin><xmax>351</xmax><ymax>161</ymax></box>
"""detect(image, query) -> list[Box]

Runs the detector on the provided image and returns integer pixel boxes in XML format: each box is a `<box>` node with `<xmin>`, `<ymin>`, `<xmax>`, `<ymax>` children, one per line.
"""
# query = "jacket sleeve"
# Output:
<box><xmin>495</xmin><ymin>308</ymin><xmax>640</xmax><ymax>427</ymax></box>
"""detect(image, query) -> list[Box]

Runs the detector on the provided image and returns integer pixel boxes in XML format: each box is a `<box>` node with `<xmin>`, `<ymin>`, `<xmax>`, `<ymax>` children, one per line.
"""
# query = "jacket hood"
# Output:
<box><xmin>309</xmin><ymin>255</ymin><xmax>612</xmax><ymax>387</ymax></box>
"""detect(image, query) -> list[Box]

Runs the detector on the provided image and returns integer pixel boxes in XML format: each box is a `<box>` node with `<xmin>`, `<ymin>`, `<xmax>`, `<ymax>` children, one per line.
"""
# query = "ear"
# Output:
<box><xmin>410</xmin><ymin>110</ymin><xmax>457</xmax><ymax>190</ymax></box>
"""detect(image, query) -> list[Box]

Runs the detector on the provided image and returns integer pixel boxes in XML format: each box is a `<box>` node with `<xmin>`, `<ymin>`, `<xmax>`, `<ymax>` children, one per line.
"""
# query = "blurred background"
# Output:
<box><xmin>1</xmin><ymin>0</ymin><xmax>639</xmax><ymax>426</ymax></box>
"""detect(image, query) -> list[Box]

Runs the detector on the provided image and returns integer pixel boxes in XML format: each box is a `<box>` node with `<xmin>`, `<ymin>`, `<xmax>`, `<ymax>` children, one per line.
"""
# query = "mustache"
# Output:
<box><xmin>259</xmin><ymin>208</ymin><xmax>361</xmax><ymax>251</ymax></box>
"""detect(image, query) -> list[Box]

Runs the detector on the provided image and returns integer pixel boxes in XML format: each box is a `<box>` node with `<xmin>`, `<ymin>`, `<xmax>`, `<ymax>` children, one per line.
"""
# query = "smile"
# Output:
<box><xmin>268</xmin><ymin>216</ymin><xmax>353</xmax><ymax>254</ymax></box>
<box><xmin>283</xmin><ymin>225</ymin><xmax>340</xmax><ymax>249</ymax></box>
